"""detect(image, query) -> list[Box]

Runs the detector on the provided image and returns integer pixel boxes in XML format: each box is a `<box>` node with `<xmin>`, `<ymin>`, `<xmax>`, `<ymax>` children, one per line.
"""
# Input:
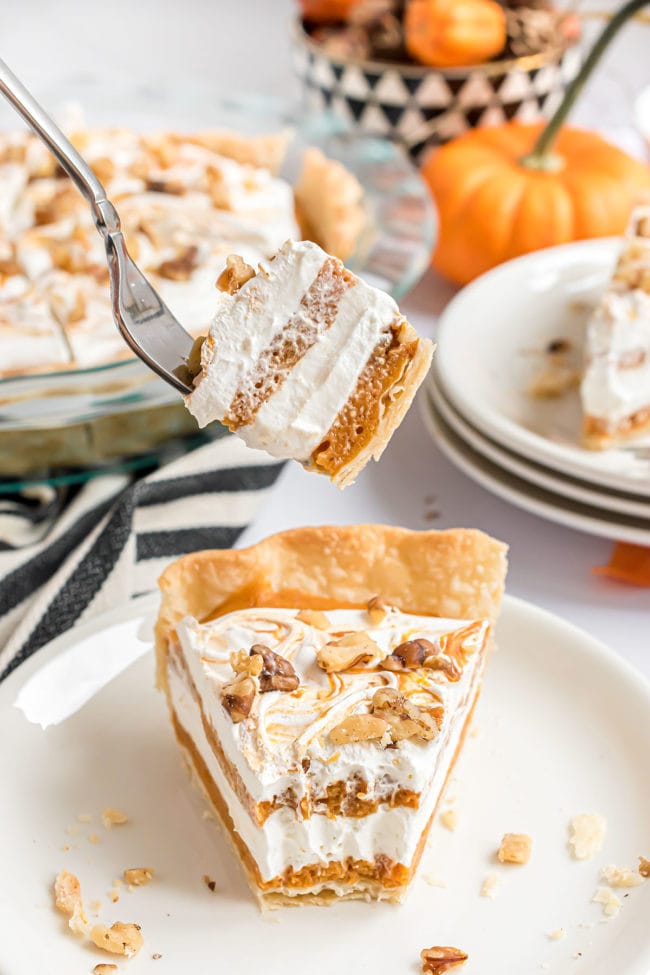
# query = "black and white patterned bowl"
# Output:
<box><xmin>292</xmin><ymin>19</ymin><xmax>581</xmax><ymax>163</ymax></box>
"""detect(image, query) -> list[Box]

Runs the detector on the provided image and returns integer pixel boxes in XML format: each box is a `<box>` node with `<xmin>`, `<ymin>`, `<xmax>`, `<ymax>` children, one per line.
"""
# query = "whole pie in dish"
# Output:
<box><xmin>155</xmin><ymin>525</ymin><xmax>508</xmax><ymax>906</ymax></box>
<box><xmin>581</xmin><ymin>205</ymin><xmax>650</xmax><ymax>449</ymax></box>
<box><xmin>184</xmin><ymin>240</ymin><xmax>434</xmax><ymax>487</ymax></box>
<box><xmin>0</xmin><ymin>123</ymin><xmax>363</xmax><ymax>376</ymax></box>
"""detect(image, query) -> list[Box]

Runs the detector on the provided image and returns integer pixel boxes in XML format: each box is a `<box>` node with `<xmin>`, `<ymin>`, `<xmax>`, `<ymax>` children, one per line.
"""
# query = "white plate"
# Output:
<box><xmin>435</xmin><ymin>238</ymin><xmax>650</xmax><ymax>496</ymax></box>
<box><xmin>420</xmin><ymin>390</ymin><xmax>650</xmax><ymax>546</ymax></box>
<box><xmin>427</xmin><ymin>373</ymin><xmax>650</xmax><ymax>521</ymax></box>
<box><xmin>1</xmin><ymin>595</ymin><xmax>650</xmax><ymax>975</ymax></box>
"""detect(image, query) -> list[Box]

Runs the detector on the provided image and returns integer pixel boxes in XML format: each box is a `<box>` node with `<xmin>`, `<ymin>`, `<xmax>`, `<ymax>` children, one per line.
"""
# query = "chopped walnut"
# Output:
<box><xmin>329</xmin><ymin>713</ymin><xmax>390</xmax><ymax>745</ymax></box>
<box><xmin>601</xmin><ymin>865</ymin><xmax>644</xmax><ymax>888</ymax></box>
<box><xmin>296</xmin><ymin>608</ymin><xmax>331</xmax><ymax>630</ymax></box>
<box><xmin>221</xmin><ymin>675</ymin><xmax>256</xmax><ymax>722</ymax></box>
<box><xmin>250</xmin><ymin>644</ymin><xmax>299</xmax><ymax>692</ymax></box>
<box><xmin>497</xmin><ymin>833</ymin><xmax>532</xmax><ymax>864</ymax></box>
<box><xmin>156</xmin><ymin>245</ymin><xmax>199</xmax><ymax>282</ymax></box>
<box><xmin>592</xmin><ymin>886</ymin><xmax>621</xmax><ymax>918</ymax></box>
<box><xmin>90</xmin><ymin>921</ymin><xmax>144</xmax><ymax>957</ymax></box>
<box><xmin>93</xmin><ymin>966</ymin><xmax>118</xmax><ymax>975</ymax></box>
<box><xmin>317</xmin><ymin>631</ymin><xmax>384</xmax><ymax>673</ymax></box>
<box><xmin>101</xmin><ymin>808</ymin><xmax>129</xmax><ymax>829</ymax></box>
<box><xmin>230</xmin><ymin>649</ymin><xmax>263</xmax><ymax>678</ymax></box>
<box><xmin>639</xmin><ymin>856</ymin><xmax>650</xmax><ymax>878</ymax></box>
<box><xmin>384</xmin><ymin>637</ymin><xmax>437</xmax><ymax>671</ymax></box>
<box><xmin>372</xmin><ymin>687</ymin><xmax>438</xmax><ymax>742</ymax></box>
<box><xmin>569</xmin><ymin>814</ymin><xmax>606</xmax><ymax>860</ymax></box>
<box><xmin>367</xmin><ymin>595</ymin><xmax>391</xmax><ymax>625</ymax></box>
<box><xmin>54</xmin><ymin>869</ymin><xmax>88</xmax><ymax>934</ymax></box>
<box><xmin>123</xmin><ymin>867</ymin><xmax>154</xmax><ymax>887</ymax></box>
<box><xmin>420</xmin><ymin>945</ymin><xmax>468</xmax><ymax>973</ymax></box>
<box><xmin>216</xmin><ymin>254</ymin><xmax>255</xmax><ymax>294</ymax></box>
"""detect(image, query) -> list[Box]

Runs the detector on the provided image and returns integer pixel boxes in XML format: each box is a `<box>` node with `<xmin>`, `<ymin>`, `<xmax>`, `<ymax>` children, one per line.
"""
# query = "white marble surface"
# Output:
<box><xmin>5</xmin><ymin>0</ymin><xmax>650</xmax><ymax>672</ymax></box>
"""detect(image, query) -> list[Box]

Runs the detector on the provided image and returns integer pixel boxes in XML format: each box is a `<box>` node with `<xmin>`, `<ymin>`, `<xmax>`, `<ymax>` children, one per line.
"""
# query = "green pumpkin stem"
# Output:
<box><xmin>522</xmin><ymin>0</ymin><xmax>648</xmax><ymax>169</ymax></box>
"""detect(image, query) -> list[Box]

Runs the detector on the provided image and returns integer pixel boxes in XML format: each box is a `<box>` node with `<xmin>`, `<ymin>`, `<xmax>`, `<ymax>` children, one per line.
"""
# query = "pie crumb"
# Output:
<box><xmin>601</xmin><ymin>864</ymin><xmax>644</xmax><ymax>888</ymax></box>
<box><xmin>202</xmin><ymin>874</ymin><xmax>217</xmax><ymax>892</ymax></box>
<box><xmin>480</xmin><ymin>874</ymin><xmax>500</xmax><ymax>899</ymax></box>
<box><xmin>88</xmin><ymin>832</ymin><xmax>100</xmax><ymax>845</ymax></box>
<box><xmin>123</xmin><ymin>867</ymin><xmax>154</xmax><ymax>887</ymax></box>
<box><xmin>77</xmin><ymin>813</ymin><xmax>93</xmax><ymax>823</ymax></box>
<box><xmin>421</xmin><ymin>872</ymin><xmax>447</xmax><ymax>888</ymax></box>
<box><xmin>547</xmin><ymin>928</ymin><xmax>566</xmax><ymax>941</ymax></box>
<box><xmin>569</xmin><ymin>814</ymin><xmax>606</xmax><ymax>860</ymax></box>
<box><xmin>89</xmin><ymin>921</ymin><xmax>144</xmax><ymax>957</ymax></box>
<box><xmin>152</xmin><ymin>953</ymin><xmax>162</xmax><ymax>960</ymax></box>
<box><xmin>101</xmin><ymin>807</ymin><xmax>129</xmax><ymax>829</ymax></box>
<box><xmin>439</xmin><ymin>807</ymin><xmax>458</xmax><ymax>831</ymax></box>
<box><xmin>639</xmin><ymin>856</ymin><xmax>650</xmax><ymax>878</ymax></box>
<box><xmin>497</xmin><ymin>832</ymin><xmax>532</xmax><ymax>865</ymax></box>
<box><xmin>93</xmin><ymin>966</ymin><xmax>117</xmax><ymax>975</ymax></box>
<box><xmin>592</xmin><ymin>886</ymin><xmax>621</xmax><ymax>918</ymax></box>
<box><xmin>53</xmin><ymin>869</ymin><xmax>88</xmax><ymax>934</ymax></box>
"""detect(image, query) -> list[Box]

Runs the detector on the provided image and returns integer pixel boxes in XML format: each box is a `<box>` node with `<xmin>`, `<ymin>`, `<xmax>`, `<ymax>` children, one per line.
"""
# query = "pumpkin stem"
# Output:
<box><xmin>522</xmin><ymin>0</ymin><xmax>649</xmax><ymax>168</ymax></box>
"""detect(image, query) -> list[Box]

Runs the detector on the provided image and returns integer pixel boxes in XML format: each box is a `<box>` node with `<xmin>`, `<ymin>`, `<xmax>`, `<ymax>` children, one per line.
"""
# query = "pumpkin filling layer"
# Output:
<box><xmin>162</xmin><ymin>603</ymin><xmax>491</xmax><ymax>903</ymax></box>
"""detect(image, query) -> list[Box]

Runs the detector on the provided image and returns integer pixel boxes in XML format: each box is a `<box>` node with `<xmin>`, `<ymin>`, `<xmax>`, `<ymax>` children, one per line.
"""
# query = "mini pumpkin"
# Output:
<box><xmin>422</xmin><ymin>0</ymin><xmax>650</xmax><ymax>284</ymax></box>
<box><xmin>405</xmin><ymin>0</ymin><xmax>507</xmax><ymax>68</ymax></box>
<box><xmin>299</xmin><ymin>0</ymin><xmax>365</xmax><ymax>22</ymax></box>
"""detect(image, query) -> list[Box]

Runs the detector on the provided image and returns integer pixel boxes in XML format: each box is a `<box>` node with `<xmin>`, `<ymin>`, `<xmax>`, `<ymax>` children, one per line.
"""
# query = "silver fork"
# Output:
<box><xmin>0</xmin><ymin>59</ymin><xmax>196</xmax><ymax>394</ymax></box>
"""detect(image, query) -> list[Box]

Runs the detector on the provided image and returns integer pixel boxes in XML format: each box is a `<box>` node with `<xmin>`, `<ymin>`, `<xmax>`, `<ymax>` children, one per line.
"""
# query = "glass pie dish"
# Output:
<box><xmin>0</xmin><ymin>82</ymin><xmax>435</xmax><ymax>488</ymax></box>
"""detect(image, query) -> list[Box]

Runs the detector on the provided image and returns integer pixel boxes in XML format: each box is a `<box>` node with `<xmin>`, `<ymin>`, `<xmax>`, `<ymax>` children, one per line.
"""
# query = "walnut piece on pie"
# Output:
<box><xmin>317</xmin><ymin>631</ymin><xmax>385</xmax><ymax>672</ymax></box>
<box><xmin>497</xmin><ymin>832</ymin><xmax>532</xmax><ymax>864</ymax></box>
<box><xmin>216</xmin><ymin>254</ymin><xmax>255</xmax><ymax>294</ymax></box>
<box><xmin>221</xmin><ymin>675</ymin><xmax>257</xmax><ymax>722</ymax></box>
<box><xmin>89</xmin><ymin>921</ymin><xmax>144</xmax><ymax>958</ymax></box>
<box><xmin>568</xmin><ymin>813</ymin><xmax>606</xmax><ymax>860</ymax></box>
<box><xmin>420</xmin><ymin>945</ymin><xmax>468</xmax><ymax>974</ymax></box>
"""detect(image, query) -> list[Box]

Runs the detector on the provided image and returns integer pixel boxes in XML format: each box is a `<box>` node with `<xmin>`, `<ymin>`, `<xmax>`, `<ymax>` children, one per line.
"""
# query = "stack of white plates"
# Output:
<box><xmin>421</xmin><ymin>238</ymin><xmax>650</xmax><ymax>544</ymax></box>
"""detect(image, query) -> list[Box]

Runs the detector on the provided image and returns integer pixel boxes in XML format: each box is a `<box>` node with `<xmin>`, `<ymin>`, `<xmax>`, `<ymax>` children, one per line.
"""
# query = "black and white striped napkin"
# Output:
<box><xmin>0</xmin><ymin>435</ymin><xmax>284</xmax><ymax>682</ymax></box>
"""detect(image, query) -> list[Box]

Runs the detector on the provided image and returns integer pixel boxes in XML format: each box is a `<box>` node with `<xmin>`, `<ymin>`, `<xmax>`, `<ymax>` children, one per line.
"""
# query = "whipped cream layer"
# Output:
<box><xmin>169</xmin><ymin>606</ymin><xmax>489</xmax><ymax>886</ymax></box>
<box><xmin>581</xmin><ymin>290</ymin><xmax>650</xmax><ymax>427</ymax></box>
<box><xmin>185</xmin><ymin>239</ymin><xmax>402</xmax><ymax>460</ymax></box>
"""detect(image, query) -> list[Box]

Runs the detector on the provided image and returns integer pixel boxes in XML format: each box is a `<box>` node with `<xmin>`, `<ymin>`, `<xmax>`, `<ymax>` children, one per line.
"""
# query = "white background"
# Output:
<box><xmin>4</xmin><ymin>0</ymin><xmax>650</xmax><ymax>672</ymax></box>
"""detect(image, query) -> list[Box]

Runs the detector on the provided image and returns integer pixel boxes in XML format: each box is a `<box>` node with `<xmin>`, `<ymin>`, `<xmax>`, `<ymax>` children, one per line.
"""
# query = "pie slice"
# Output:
<box><xmin>581</xmin><ymin>205</ymin><xmax>650</xmax><ymax>448</ymax></box>
<box><xmin>155</xmin><ymin>525</ymin><xmax>507</xmax><ymax>907</ymax></box>
<box><xmin>184</xmin><ymin>240</ymin><xmax>434</xmax><ymax>487</ymax></box>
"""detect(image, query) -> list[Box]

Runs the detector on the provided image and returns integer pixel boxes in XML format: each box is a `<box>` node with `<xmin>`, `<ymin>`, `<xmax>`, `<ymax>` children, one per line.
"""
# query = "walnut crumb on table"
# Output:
<box><xmin>497</xmin><ymin>833</ymin><xmax>532</xmax><ymax>864</ymax></box>
<box><xmin>421</xmin><ymin>945</ymin><xmax>468</xmax><ymax>974</ymax></box>
<box><xmin>568</xmin><ymin>814</ymin><xmax>606</xmax><ymax>860</ymax></box>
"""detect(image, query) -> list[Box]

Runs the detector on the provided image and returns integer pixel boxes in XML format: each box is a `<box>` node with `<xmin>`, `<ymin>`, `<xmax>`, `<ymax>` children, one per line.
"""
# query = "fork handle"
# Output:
<box><xmin>0</xmin><ymin>58</ymin><xmax>120</xmax><ymax>236</ymax></box>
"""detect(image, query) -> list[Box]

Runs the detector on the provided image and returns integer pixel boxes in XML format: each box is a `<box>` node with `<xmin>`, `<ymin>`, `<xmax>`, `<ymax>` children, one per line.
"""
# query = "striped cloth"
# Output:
<box><xmin>0</xmin><ymin>435</ymin><xmax>284</xmax><ymax>682</ymax></box>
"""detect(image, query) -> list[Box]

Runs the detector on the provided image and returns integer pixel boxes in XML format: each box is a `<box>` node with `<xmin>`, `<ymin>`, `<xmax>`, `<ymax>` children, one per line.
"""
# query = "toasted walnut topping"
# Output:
<box><xmin>367</xmin><ymin>595</ymin><xmax>391</xmax><ymax>625</ymax></box>
<box><xmin>156</xmin><ymin>245</ymin><xmax>199</xmax><ymax>281</ymax></box>
<box><xmin>329</xmin><ymin>713</ymin><xmax>390</xmax><ymax>745</ymax></box>
<box><xmin>601</xmin><ymin>865</ymin><xmax>644</xmax><ymax>888</ymax></box>
<box><xmin>639</xmin><ymin>856</ymin><xmax>650</xmax><ymax>878</ymax></box>
<box><xmin>216</xmin><ymin>254</ymin><xmax>255</xmax><ymax>294</ymax></box>
<box><xmin>497</xmin><ymin>832</ymin><xmax>532</xmax><ymax>865</ymax></box>
<box><xmin>90</xmin><ymin>922</ymin><xmax>144</xmax><ymax>958</ymax></box>
<box><xmin>93</xmin><ymin>966</ymin><xmax>118</xmax><ymax>975</ymax></box>
<box><xmin>317</xmin><ymin>631</ymin><xmax>384</xmax><ymax>673</ymax></box>
<box><xmin>371</xmin><ymin>687</ymin><xmax>437</xmax><ymax>742</ymax></box>
<box><xmin>221</xmin><ymin>675</ymin><xmax>256</xmax><ymax>722</ymax></box>
<box><xmin>123</xmin><ymin>867</ymin><xmax>154</xmax><ymax>887</ymax></box>
<box><xmin>296</xmin><ymin>608</ymin><xmax>331</xmax><ymax>630</ymax></box>
<box><xmin>101</xmin><ymin>808</ymin><xmax>129</xmax><ymax>829</ymax></box>
<box><xmin>250</xmin><ymin>644</ymin><xmax>300</xmax><ymax>692</ymax></box>
<box><xmin>54</xmin><ymin>869</ymin><xmax>87</xmax><ymax>933</ymax></box>
<box><xmin>230</xmin><ymin>648</ymin><xmax>263</xmax><ymax>678</ymax></box>
<box><xmin>569</xmin><ymin>813</ymin><xmax>606</xmax><ymax>860</ymax></box>
<box><xmin>384</xmin><ymin>638</ymin><xmax>435</xmax><ymax>670</ymax></box>
<box><xmin>421</xmin><ymin>945</ymin><xmax>468</xmax><ymax>974</ymax></box>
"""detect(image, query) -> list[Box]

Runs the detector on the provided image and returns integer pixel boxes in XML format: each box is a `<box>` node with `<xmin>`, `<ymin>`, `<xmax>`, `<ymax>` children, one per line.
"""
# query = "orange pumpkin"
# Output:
<box><xmin>299</xmin><ymin>0</ymin><xmax>364</xmax><ymax>23</ymax></box>
<box><xmin>405</xmin><ymin>0</ymin><xmax>506</xmax><ymax>68</ymax></box>
<box><xmin>423</xmin><ymin>123</ymin><xmax>650</xmax><ymax>285</ymax></box>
